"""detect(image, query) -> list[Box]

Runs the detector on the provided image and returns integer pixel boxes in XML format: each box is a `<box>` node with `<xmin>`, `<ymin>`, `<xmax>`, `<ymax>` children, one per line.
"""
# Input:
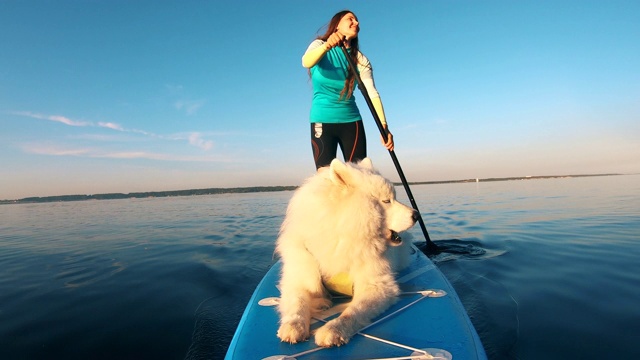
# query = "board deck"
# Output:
<box><xmin>225</xmin><ymin>244</ymin><xmax>487</xmax><ymax>359</ymax></box>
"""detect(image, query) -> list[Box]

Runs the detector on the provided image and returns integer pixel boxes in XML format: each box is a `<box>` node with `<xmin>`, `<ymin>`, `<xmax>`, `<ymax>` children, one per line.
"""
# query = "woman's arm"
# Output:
<box><xmin>358</xmin><ymin>53</ymin><xmax>394</xmax><ymax>151</ymax></box>
<box><xmin>302</xmin><ymin>33</ymin><xmax>346</xmax><ymax>68</ymax></box>
<box><xmin>357</xmin><ymin>53</ymin><xmax>386</xmax><ymax>126</ymax></box>
<box><xmin>302</xmin><ymin>39</ymin><xmax>330</xmax><ymax>68</ymax></box>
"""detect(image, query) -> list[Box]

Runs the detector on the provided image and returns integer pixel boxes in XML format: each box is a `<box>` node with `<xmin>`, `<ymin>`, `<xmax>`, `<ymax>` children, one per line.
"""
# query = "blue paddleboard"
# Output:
<box><xmin>225</xmin><ymin>243</ymin><xmax>487</xmax><ymax>359</ymax></box>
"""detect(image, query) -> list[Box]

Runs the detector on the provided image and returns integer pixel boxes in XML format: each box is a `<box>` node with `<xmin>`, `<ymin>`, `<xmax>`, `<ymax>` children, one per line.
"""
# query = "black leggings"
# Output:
<box><xmin>310</xmin><ymin>120</ymin><xmax>367</xmax><ymax>169</ymax></box>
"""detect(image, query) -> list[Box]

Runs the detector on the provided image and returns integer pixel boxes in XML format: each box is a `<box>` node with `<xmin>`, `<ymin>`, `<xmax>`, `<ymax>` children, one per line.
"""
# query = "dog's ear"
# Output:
<box><xmin>358</xmin><ymin>157</ymin><xmax>374</xmax><ymax>170</ymax></box>
<box><xmin>329</xmin><ymin>159</ymin><xmax>351</xmax><ymax>186</ymax></box>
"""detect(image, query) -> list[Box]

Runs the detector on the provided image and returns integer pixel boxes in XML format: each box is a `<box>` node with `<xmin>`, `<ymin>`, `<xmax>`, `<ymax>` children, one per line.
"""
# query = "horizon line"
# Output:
<box><xmin>1</xmin><ymin>173</ymin><xmax>629</xmax><ymax>204</ymax></box>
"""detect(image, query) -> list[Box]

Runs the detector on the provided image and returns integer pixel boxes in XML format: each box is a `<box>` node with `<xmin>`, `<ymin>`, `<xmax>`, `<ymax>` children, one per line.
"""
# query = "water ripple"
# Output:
<box><xmin>55</xmin><ymin>254</ymin><xmax>127</xmax><ymax>288</ymax></box>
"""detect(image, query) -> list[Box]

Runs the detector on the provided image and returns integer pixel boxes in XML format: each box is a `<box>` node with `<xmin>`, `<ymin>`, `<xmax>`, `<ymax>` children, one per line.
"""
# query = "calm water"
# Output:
<box><xmin>1</xmin><ymin>175</ymin><xmax>639</xmax><ymax>359</ymax></box>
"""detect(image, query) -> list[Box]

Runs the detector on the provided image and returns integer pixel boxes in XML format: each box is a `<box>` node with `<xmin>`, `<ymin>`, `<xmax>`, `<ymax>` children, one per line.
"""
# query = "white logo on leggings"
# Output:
<box><xmin>314</xmin><ymin>123</ymin><xmax>323</xmax><ymax>138</ymax></box>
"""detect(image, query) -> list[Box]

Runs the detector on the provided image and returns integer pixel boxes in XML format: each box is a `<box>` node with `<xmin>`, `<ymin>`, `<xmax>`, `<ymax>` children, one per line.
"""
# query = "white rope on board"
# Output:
<box><xmin>262</xmin><ymin>289</ymin><xmax>451</xmax><ymax>360</ymax></box>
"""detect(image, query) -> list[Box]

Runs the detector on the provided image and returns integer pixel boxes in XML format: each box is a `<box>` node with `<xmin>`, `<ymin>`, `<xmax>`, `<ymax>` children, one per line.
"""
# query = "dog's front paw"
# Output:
<box><xmin>277</xmin><ymin>321</ymin><xmax>309</xmax><ymax>344</ymax></box>
<box><xmin>314</xmin><ymin>321</ymin><xmax>350</xmax><ymax>347</ymax></box>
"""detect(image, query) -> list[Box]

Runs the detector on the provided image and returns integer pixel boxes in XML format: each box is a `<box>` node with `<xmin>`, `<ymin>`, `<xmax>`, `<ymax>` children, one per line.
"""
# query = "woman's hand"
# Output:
<box><xmin>380</xmin><ymin>129</ymin><xmax>394</xmax><ymax>151</ymax></box>
<box><xmin>325</xmin><ymin>32</ymin><xmax>345</xmax><ymax>50</ymax></box>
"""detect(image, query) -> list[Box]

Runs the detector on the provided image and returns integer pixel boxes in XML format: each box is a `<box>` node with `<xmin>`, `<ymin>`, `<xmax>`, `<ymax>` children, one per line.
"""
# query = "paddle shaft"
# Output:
<box><xmin>339</xmin><ymin>44</ymin><xmax>437</xmax><ymax>251</ymax></box>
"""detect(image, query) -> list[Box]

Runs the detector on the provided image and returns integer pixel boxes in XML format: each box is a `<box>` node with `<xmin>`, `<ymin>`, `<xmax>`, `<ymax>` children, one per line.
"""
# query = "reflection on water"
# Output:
<box><xmin>1</xmin><ymin>175</ymin><xmax>639</xmax><ymax>359</ymax></box>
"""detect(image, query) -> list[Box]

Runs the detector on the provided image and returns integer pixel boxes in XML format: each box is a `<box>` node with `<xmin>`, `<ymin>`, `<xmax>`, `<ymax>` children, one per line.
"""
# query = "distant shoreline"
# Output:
<box><xmin>0</xmin><ymin>173</ymin><xmax>624</xmax><ymax>205</ymax></box>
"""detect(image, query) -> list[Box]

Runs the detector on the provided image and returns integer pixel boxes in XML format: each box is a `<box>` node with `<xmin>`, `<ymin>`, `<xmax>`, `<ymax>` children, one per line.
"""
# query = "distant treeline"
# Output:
<box><xmin>1</xmin><ymin>173</ymin><xmax>623</xmax><ymax>205</ymax></box>
<box><xmin>2</xmin><ymin>186</ymin><xmax>298</xmax><ymax>205</ymax></box>
<box><xmin>406</xmin><ymin>173</ymin><xmax>621</xmax><ymax>186</ymax></box>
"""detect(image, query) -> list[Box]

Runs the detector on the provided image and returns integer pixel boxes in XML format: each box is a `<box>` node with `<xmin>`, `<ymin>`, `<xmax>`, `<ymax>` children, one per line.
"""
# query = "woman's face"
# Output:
<box><xmin>336</xmin><ymin>12</ymin><xmax>359</xmax><ymax>40</ymax></box>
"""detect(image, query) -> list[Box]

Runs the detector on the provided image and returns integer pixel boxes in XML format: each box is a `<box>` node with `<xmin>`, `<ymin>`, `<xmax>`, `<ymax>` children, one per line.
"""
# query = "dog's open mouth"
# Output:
<box><xmin>389</xmin><ymin>230</ymin><xmax>402</xmax><ymax>245</ymax></box>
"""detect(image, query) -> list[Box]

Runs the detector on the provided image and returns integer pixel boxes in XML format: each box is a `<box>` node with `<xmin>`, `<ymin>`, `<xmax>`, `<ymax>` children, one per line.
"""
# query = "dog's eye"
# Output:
<box><xmin>382</xmin><ymin>199</ymin><xmax>391</xmax><ymax>204</ymax></box>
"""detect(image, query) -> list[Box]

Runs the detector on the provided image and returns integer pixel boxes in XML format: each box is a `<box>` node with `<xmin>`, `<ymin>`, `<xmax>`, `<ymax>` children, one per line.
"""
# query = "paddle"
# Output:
<box><xmin>339</xmin><ymin>42</ymin><xmax>438</xmax><ymax>254</ymax></box>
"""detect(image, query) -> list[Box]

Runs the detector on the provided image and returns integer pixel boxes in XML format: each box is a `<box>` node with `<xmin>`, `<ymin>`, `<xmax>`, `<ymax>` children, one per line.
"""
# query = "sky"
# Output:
<box><xmin>1</xmin><ymin>1</ymin><xmax>639</xmax><ymax>200</ymax></box>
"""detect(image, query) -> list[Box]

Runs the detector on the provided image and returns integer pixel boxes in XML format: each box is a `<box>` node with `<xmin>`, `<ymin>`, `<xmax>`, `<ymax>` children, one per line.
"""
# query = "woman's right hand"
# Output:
<box><xmin>325</xmin><ymin>32</ymin><xmax>345</xmax><ymax>50</ymax></box>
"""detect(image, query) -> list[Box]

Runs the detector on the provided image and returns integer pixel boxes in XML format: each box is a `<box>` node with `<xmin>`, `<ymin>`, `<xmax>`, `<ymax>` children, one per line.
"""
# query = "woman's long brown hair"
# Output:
<box><xmin>316</xmin><ymin>10</ymin><xmax>360</xmax><ymax>100</ymax></box>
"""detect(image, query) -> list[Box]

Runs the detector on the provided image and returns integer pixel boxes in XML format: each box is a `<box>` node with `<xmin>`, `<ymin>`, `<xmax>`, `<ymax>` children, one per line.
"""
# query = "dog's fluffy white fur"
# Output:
<box><xmin>275</xmin><ymin>158</ymin><xmax>418</xmax><ymax>347</ymax></box>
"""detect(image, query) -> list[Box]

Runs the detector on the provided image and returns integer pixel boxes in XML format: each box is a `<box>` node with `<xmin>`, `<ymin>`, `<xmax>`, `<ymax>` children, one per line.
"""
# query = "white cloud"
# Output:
<box><xmin>22</xmin><ymin>144</ymin><xmax>91</xmax><ymax>156</ymax></box>
<box><xmin>98</xmin><ymin>122</ymin><xmax>125</xmax><ymax>131</ymax></box>
<box><xmin>174</xmin><ymin>100</ymin><xmax>205</xmax><ymax>115</ymax></box>
<box><xmin>96</xmin><ymin>122</ymin><xmax>154</xmax><ymax>137</ymax></box>
<box><xmin>12</xmin><ymin>110</ymin><xmax>218</xmax><ymax>153</ymax></box>
<box><xmin>188</xmin><ymin>132</ymin><xmax>214</xmax><ymax>150</ymax></box>
<box><xmin>12</xmin><ymin>111</ymin><xmax>91</xmax><ymax>126</ymax></box>
<box><xmin>96</xmin><ymin>151</ymin><xmax>169</xmax><ymax>160</ymax></box>
<box><xmin>21</xmin><ymin>143</ymin><xmax>232</xmax><ymax>162</ymax></box>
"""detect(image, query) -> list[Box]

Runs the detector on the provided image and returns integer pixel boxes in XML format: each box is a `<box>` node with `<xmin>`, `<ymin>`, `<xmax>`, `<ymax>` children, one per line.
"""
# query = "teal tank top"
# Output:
<box><xmin>309</xmin><ymin>47</ymin><xmax>362</xmax><ymax>123</ymax></box>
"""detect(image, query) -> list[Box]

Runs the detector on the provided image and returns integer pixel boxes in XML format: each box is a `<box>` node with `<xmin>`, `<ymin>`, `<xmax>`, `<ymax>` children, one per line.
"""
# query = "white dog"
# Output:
<box><xmin>275</xmin><ymin>158</ymin><xmax>418</xmax><ymax>347</ymax></box>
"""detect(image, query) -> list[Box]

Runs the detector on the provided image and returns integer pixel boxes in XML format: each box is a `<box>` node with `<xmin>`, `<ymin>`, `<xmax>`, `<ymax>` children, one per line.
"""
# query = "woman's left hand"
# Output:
<box><xmin>380</xmin><ymin>129</ymin><xmax>394</xmax><ymax>151</ymax></box>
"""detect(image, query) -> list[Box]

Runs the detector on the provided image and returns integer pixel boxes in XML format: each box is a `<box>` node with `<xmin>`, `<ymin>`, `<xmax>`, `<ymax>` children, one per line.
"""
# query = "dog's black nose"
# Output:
<box><xmin>412</xmin><ymin>210</ymin><xmax>420</xmax><ymax>222</ymax></box>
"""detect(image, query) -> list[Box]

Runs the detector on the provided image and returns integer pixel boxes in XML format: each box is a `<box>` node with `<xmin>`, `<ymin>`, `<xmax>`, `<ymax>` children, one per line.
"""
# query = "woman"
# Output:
<box><xmin>302</xmin><ymin>10</ymin><xmax>394</xmax><ymax>170</ymax></box>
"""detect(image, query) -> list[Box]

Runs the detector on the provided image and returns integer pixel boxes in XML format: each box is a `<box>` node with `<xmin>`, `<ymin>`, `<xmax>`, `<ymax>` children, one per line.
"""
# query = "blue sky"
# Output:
<box><xmin>1</xmin><ymin>1</ymin><xmax>639</xmax><ymax>200</ymax></box>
